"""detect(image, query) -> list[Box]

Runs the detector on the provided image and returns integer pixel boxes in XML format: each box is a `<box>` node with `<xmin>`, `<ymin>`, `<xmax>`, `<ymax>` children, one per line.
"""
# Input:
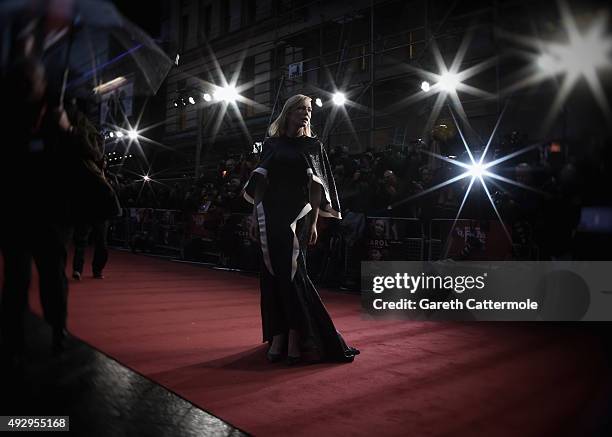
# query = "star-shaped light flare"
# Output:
<box><xmin>500</xmin><ymin>1</ymin><xmax>612</xmax><ymax>130</ymax></box>
<box><xmin>391</xmin><ymin>105</ymin><xmax>549</xmax><ymax>254</ymax></box>
<box><xmin>386</xmin><ymin>34</ymin><xmax>497</xmax><ymax>134</ymax></box>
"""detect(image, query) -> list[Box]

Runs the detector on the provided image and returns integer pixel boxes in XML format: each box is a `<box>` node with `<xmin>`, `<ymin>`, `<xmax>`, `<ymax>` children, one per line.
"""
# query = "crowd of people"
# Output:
<box><xmin>108</xmin><ymin>127</ymin><xmax>611</xmax><ymax>263</ymax></box>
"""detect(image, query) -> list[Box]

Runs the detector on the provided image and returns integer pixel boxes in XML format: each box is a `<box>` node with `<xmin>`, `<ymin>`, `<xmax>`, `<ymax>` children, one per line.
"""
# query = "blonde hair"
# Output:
<box><xmin>268</xmin><ymin>94</ymin><xmax>313</xmax><ymax>137</ymax></box>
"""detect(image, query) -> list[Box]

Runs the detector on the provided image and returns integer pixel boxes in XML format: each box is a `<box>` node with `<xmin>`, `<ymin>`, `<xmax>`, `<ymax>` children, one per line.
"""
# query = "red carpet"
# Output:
<box><xmin>23</xmin><ymin>249</ymin><xmax>610</xmax><ymax>436</ymax></box>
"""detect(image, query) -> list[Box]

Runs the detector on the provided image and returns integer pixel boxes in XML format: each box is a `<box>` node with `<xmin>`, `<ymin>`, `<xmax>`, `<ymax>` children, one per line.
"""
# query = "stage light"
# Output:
<box><xmin>173</xmin><ymin>100</ymin><xmax>178</xmax><ymax>107</ymax></box>
<box><xmin>332</xmin><ymin>92</ymin><xmax>346</xmax><ymax>106</ymax></box>
<box><xmin>539</xmin><ymin>23</ymin><xmax>611</xmax><ymax>78</ymax></box>
<box><xmin>108</xmin><ymin>131</ymin><xmax>115</xmax><ymax>138</ymax></box>
<box><xmin>128</xmin><ymin>129</ymin><xmax>138</xmax><ymax>140</ymax></box>
<box><xmin>188</xmin><ymin>96</ymin><xmax>196</xmax><ymax>105</ymax></box>
<box><xmin>213</xmin><ymin>85</ymin><xmax>239</xmax><ymax>102</ymax></box>
<box><xmin>537</xmin><ymin>53</ymin><xmax>559</xmax><ymax>73</ymax></box>
<box><xmin>438</xmin><ymin>72</ymin><xmax>460</xmax><ymax>92</ymax></box>
<box><xmin>115</xmin><ymin>131</ymin><xmax>124</xmax><ymax>138</ymax></box>
<box><xmin>421</xmin><ymin>81</ymin><xmax>431</xmax><ymax>92</ymax></box>
<box><xmin>468</xmin><ymin>162</ymin><xmax>485</xmax><ymax>178</ymax></box>
<box><xmin>143</xmin><ymin>175</ymin><xmax>151</xmax><ymax>182</ymax></box>
<box><xmin>504</xmin><ymin>3</ymin><xmax>612</xmax><ymax>127</ymax></box>
<box><xmin>315</xmin><ymin>97</ymin><xmax>323</xmax><ymax>107</ymax></box>
<box><xmin>203</xmin><ymin>93</ymin><xmax>212</xmax><ymax>102</ymax></box>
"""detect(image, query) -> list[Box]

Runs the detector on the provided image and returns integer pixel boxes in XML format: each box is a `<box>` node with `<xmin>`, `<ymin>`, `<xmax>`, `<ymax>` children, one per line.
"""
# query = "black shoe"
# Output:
<box><xmin>93</xmin><ymin>272</ymin><xmax>104</xmax><ymax>279</ymax></box>
<box><xmin>266</xmin><ymin>351</ymin><xmax>283</xmax><ymax>363</ymax></box>
<box><xmin>72</xmin><ymin>271</ymin><xmax>81</xmax><ymax>280</ymax></box>
<box><xmin>286</xmin><ymin>355</ymin><xmax>302</xmax><ymax>366</ymax></box>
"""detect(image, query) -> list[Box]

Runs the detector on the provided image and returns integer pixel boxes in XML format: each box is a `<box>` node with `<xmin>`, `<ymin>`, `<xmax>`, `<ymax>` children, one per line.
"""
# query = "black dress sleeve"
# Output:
<box><xmin>242</xmin><ymin>138</ymin><xmax>276</xmax><ymax>204</ymax></box>
<box><xmin>304</xmin><ymin>140</ymin><xmax>342</xmax><ymax>219</ymax></box>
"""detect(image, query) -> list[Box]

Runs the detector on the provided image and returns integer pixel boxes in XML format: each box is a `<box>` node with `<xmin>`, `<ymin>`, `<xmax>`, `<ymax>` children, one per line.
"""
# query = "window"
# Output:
<box><xmin>180</xmin><ymin>15</ymin><xmax>189</xmax><ymax>51</ymax></box>
<box><xmin>269</xmin><ymin>46</ymin><xmax>284</xmax><ymax>104</ymax></box>
<box><xmin>275</xmin><ymin>0</ymin><xmax>292</xmax><ymax>16</ymax></box>
<box><xmin>357</xmin><ymin>45</ymin><xmax>368</xmax><ymax>72</ymax></box>
<box><xmin>242</xmin><ymin>56</ymin><xmax>256</xmax><ymax>116</ymax></box>
<box><xmin>220</xmin><ymin>0</ymin><xmax>231</xmax><ymax>34</ymax></box>
<box><xmin>241</xmin><ymin>0</ymin><xmax>257</xmax><ymax>27</ymax></box>
<box><xmin>198</xmin><ymin>1</ymin><xmax>212</xmax><ymax>42</ymax></box>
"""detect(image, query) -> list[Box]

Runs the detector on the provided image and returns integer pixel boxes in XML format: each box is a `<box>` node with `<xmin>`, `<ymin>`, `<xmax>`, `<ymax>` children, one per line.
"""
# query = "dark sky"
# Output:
<box><xmin>112</xmin><ymin>0</ymin><xmax>163</xmax><ymax>37</ymax></box>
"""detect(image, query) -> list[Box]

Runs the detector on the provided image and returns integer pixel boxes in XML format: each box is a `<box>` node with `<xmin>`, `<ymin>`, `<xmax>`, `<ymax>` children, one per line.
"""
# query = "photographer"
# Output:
<box><xmin>372</xmin><ymin>169</ymin><xmax>401</xmax><ymax>215</ymax></box>
<box><xmin>342</xmin><ymin>169</ymin><xmax>372</xmax><ymax>213</ymax></box>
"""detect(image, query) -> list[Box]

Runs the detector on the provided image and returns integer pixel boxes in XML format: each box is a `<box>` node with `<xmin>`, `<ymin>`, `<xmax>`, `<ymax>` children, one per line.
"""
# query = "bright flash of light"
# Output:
<box><xmin>188</xmin><ymin>96</ymin><xmax>196</xmax><ymax>105</ymax></box>
<box><xmin>538</xmin><ymin>19</ymin><xmax>611</xmax><ymax>78</ymax></box>
<box><xmin>108</xmin><ymin>131</ymin><xmax>114</xmax><ymax>138</ymax></box>
<box><xmin>468</xmin><ymin>162</ymin><xmax>485</xmax><ymax>178</ymax></box>
<box><xmin>390</xmin><ymin>106</ymin><xmax>548</xmax><ymax>248</ymax></box>
<box><xmin>438</xmin><ymin>72</ymin><xmax>460</xmax><ymax>92</ymax></box>
<box><xmin>107</xmin><ymin>104</ymin><xmax>175</xmax><ymax>171</ymax></box>
<box><xmin>385</xmin><ymin>35</ymin><xmax>497</xmax><ymax>133</ymax></box>
<box><xmin>143</xmin><ymin>175</ymin><xmax>151</xmax><ymax>182</ymax></box>
<box><xmin>213</xmin><ymin>85</ymin><xmax>240</xmax><ymax>102</ymax></box>
<box><xmin>332</xmin><ymin>92</ymin><xmax>346</xmax><ymax>106</ymax></box>
<box><xmin>502</xmin><ymin>1</ymin><xmax>612</xmax><ymax>127</ymax></box>
<box><xmin>537</xmin><ymin>53</ymin><xmax>559</xmax><ymax>72</ymax></box>
<box><xmin>315</xmin><ymin>97</ymin><xmax>323</xmax><ymax>107</ymax></box>
<box><xmin>191</xmin><ymin>47</ymin><xmax>273</xmax><ymax>147</ymax></box>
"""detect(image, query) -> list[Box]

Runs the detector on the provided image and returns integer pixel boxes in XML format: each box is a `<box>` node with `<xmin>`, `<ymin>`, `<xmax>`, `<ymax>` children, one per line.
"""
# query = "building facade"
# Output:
<box><xmin>162</xmin><ymin>0</ymin><xmax>588</xmax><ymax>177</ymax></box>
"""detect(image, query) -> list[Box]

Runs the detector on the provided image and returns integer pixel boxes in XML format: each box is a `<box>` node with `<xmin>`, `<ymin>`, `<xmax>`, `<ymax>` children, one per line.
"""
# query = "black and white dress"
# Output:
<box><xmin>243</xmin><ymin>135</ymin><xmax>359</xmax><ymax>362</ymax></box>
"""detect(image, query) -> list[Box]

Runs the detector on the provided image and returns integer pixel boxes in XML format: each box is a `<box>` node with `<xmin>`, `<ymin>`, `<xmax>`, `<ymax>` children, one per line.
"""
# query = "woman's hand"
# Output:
<box><xmin>308</xmin><ymin>223</ymin><xmax>318</xmax><ymax>246</ymax></box>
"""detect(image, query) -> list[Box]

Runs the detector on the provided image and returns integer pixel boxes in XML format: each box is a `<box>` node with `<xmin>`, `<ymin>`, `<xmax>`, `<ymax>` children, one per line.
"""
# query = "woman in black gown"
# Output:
<box><xmin>243</xmin><ymin>94</ymin><xmax>359</xmax><ymax>364</ymax></box>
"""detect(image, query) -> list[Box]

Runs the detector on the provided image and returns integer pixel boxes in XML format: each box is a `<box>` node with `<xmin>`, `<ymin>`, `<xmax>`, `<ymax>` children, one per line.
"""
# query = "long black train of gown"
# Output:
<box><xmin>243</xmin><ymin>135</ymin><xmax>359</xmax><ymax>362</ymax></box>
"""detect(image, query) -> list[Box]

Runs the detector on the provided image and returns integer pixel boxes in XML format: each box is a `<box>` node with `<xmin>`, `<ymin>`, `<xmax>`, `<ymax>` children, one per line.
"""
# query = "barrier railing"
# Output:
<box><xmin>428</xmin><ymin>219</ymin><xmax>514</xmax><ymax>260</ymax></box>
<box><xmin>108</xmin><ymin>211</ymin><xmax>539</xmax><ymax>284</ymax></box>
<box><xmin>333</xmin><ymin>216</ymin><xmax>425</xmax><ymax>290</ymax></box>
<box><xmin>109</xmin><ymin>208</ymin><xmax>184</xmax><ymax>254</ymax></box>
<box><xmin>216</xmin><ymin>213</ymin><xmax>260</xmax><ymax>271</ymax></box>
<box><xmin>365</xmin><ymin>217</ymin><xmax>425</xmax><ymax>261</ymax></box>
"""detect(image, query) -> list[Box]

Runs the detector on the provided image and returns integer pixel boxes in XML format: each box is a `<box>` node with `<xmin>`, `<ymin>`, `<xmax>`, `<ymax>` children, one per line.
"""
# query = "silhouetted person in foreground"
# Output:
<box><xmin>0</xmin><ymin>57</ymin><xmax>74</xmax><ymax>368</ymax></box>
<box><xmin>0</xmin><ymin>45</ymin><xmax>108</xmax><ymax>368</ymax></box>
